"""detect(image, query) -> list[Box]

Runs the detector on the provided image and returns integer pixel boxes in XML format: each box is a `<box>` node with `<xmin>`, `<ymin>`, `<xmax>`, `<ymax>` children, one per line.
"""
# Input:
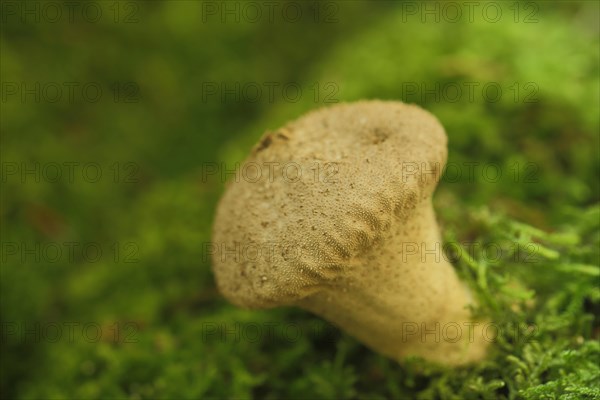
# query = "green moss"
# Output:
<box><xmin>1</xmin><ymin>1</ymin><xmax>598</xmax><ymax>399</ymax></box>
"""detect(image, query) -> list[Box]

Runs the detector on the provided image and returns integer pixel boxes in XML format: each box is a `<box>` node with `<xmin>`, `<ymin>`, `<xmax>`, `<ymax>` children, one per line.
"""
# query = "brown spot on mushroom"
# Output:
<box><xmin>372</xmin><ymin>127</ymin><xmax>390</xmax><ymax>144</ymax></box>
<box><xmin>276</xmin><ymin>131</ymin><xmax>290</xmax><ymax>140</ymax></box>
<box><xmin>255</xmin><ymin>134</ymin><xmax>272</xmax><ymax>152</ymax></box>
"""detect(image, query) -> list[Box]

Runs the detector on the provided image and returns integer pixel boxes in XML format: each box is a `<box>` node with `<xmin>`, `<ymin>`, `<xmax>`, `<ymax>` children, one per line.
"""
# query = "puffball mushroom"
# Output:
<box><xmin>211</xmin><ymin>100</ymin><xmax>489</xmax><ymax>366</ymax></box>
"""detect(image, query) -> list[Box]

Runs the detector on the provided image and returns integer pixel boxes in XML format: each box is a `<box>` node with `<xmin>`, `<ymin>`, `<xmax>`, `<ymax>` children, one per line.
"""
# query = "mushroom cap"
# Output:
<box><xmin>211</xmin><ymin>100</ymin><xmax>447</xmax><ymax>308</ymax></box>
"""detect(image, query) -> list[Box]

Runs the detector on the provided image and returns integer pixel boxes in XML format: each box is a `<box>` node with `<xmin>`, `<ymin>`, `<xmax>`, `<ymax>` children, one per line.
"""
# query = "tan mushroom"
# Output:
<box><xmin>211</xmin><ymin>100</ymin><xmax>489</xmax><ymax>365</ymax></box>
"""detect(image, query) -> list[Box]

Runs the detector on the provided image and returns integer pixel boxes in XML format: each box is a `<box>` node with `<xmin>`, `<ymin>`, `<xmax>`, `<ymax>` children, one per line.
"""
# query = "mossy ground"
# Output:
<box><xmin>2</xmin><ymin>1</ymin><xmax>598</xmax><ymax>399</ymax></box>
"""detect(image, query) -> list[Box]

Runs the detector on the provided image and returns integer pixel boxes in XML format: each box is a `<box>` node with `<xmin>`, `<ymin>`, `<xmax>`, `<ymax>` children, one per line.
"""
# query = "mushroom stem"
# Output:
<box><xmin>298</xmin><ymin>200</ymin><xmax>488</xmax><ymax>365</ymax></box>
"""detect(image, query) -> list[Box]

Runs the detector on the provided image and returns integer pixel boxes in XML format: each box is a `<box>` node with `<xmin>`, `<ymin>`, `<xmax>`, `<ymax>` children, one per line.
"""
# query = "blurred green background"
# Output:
<box><xmin>1</xmin><ymin>1</ymin><xmax>599</xmax><ymax>399</ymax></box>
